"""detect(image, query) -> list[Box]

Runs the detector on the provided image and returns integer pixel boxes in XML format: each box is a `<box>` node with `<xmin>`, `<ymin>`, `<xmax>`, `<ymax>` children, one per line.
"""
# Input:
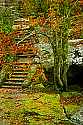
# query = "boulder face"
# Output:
<box><xmin>68</xmin><ymin>39</ymin><xmax>83</xmax><ymax>66</ymax></box>
<box><xmin>68</xmin><ymin>46</ymin><xmax>83</xmax><ymax>65</ymax></box>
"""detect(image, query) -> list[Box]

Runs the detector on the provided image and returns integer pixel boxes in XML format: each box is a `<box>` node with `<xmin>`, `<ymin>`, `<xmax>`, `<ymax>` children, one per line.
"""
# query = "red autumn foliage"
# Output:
<box><xmin>10</xmin><ymin>30</ymin><xmax>24</xmax><ymax>38</ymax></box>
<box><xmin>31</xmin><ymin>66</ymin><xmax>48</xmax><ymax>82</ymax></box>
<box><xmin>38</xmin><ymin>16</ymin><xmax>46</xmax><ymax>26</ymax></box>
<box><xmin>80</xmin><ymin>0</ymin><xmax>83</xmax><ymax>5</ymax></box>
<box><xmin>0</xmin><ymin>30</ymin><xmax>38</xmax><ymax>66</ymax></box>
<box><xmin>10</xmin><ymin>44</ymin><xmax>18</xmax><ymax>54</ymax></box>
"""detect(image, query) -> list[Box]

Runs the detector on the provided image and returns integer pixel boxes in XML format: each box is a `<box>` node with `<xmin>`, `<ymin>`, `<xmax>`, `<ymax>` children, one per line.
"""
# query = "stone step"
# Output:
<box><xmin>2</xmin><ymin>81</ymin><xmax>22</xmax><ymax>86</ymax></box>
<box><xmin>16</xmin><ymin>55</ymin><xmax>28</xmax><ymax>57</ymax></box>
<box><xmin>12</xmin><ymin>62</ymin><xmax>30</xmax><ymax>65</ymax></box>
<box><xmin>12</xmin><ymin>72</ymin><xmax>28</xmax><ymax>74</ymax></box>
<box><xmin>13</xmin><ymin>65</ymin><xmax>29</xmax><ymax>68</ymax></box>
<box><xmin>12</xmin><ymin>70</ymin><xmax>28</xmax><ymax>73</ymax></box>
<box><xmin>14</xmin><ymin>38</ymin><xmax>22</xmax><ymax>41</ymax></box>
<box><xmin>11</xmin><ymin>74</ymin><xmax>27</xmax><ymax>78</ymax></box>
<box><xmin>12</xmin><ymin>68</ymin><xmax>29</xmax><ymax>71</ymax></box>
<box><xmin>17</xmin><ymin>53</ymin><xmax>35</xmax><ymax>57</ymax></box>
<box><xmin>7</xmin><ymin>78</ymin><xmax>26</xmax><ymax>82</ymax></box>
<box><xmin>0</xmin><ymin>85</ymin><xmax>22</xmax><ymax>89</ymax></box>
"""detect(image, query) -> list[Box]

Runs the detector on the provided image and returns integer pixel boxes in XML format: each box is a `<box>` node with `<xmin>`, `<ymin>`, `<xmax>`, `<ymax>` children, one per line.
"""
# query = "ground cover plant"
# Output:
<box><xmin>0</xmin><ymin>88</ymin><xmax>83</xmax><ymax>125</ymax></box>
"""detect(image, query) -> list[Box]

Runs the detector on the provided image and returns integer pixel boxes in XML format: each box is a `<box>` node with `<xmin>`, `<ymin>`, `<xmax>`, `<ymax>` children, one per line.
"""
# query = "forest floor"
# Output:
<box><xmin>0</xmin><ymin>86</ymin><xmax>83</xmax><ymax>125</ymax></box>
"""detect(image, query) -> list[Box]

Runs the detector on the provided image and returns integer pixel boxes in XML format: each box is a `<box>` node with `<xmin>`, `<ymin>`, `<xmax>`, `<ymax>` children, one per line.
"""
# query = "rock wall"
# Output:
<box><xmin>68</xmin><ymin>39</ymin><xmax>83</xmax><ymax>65</ymax></box>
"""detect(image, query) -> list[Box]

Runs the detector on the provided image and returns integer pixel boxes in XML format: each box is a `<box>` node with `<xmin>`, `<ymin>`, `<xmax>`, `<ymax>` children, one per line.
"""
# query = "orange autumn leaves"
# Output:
<box><xmin>31</xmin><ymin>66</ymin><xmax>47</xmax><ymax>82</ymax></box>
<box><xmin>29</xmin><ymin>9</ymin><xmax>59</xmax><ymax>30</ymax></box>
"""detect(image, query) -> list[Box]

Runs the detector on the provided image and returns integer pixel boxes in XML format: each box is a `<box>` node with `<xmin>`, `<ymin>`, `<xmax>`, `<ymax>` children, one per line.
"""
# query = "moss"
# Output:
<box><xmin>61</xmin><ymin>91</ymin><xmax>82</xmax><ymax>98</ymax></box>
<box><xmin>1</xmin><ymin>90</ymin><xmax>82</xmax><ymax>124</ymax></box>
<box><xmin>64</xmin><ymin>104</ymin><xmax>80</xmax><ymax>116</ymax></box>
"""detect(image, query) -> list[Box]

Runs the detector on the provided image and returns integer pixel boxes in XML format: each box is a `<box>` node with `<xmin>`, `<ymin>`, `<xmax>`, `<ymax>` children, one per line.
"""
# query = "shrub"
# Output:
<box><xmin>0</xmin><ymin>63</ymin><xmax>12</xmax><ymax>86</ymax></box>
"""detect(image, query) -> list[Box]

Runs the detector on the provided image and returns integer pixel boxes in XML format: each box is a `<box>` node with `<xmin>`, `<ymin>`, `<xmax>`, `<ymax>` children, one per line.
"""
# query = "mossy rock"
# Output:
<box><xmin>61</xmin><ymin>91</ymin><xmax>82</xmax><ymax>98</ymax></box>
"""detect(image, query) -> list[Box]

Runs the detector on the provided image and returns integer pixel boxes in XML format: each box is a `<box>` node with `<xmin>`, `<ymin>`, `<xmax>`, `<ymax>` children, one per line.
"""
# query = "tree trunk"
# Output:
<box><xmin>53</xmin><ymin>30</ymin><xmax>63</xmax><ymax>91</ymax></box>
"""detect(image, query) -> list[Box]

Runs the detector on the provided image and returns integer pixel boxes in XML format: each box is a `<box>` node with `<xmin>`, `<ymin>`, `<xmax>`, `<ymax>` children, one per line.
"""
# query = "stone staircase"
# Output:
<box><xmin>4</xmin><ymin>62</ymin><xmax>29</xmax><ymax>86</ymax></box>
<box><xmin>2</xmin><ymin>40</ymin><xmax>37</xmax><ymax>87</ymax></box>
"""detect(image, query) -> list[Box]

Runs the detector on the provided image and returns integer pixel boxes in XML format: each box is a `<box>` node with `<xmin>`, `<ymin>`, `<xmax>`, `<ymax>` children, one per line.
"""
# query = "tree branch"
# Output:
<box><xmin>66</xmin><ymin>0</ymin><xmax>79</xmax><ymax>19</ymax></box>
